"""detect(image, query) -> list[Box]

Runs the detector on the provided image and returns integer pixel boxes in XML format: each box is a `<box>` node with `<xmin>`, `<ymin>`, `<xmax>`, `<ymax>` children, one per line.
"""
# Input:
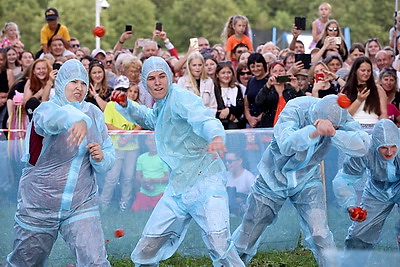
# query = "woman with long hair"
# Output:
<box><xmin>23</xmin><ymin>58</ymin><xmax>55</xmax><ymax>119</ymax></box>
<box><xmin>177</xmin><ymin>51</ymin><xmax>217</xmax><ymax>114</ymax></box>
<box><xmin>316</xmin><ymin>19</ymin><xmax>348</xmax><ymax>62</ymax></box>
<box><xmin>214</xmin><ymin>61</ymin><xmax>245</xmax><ymax>129</ymax></box>
<box><xmin>86</xmin><ymin>60</ymin><xmax>112</xmax><ymax>111</ymax></box>
<box><xmin>341</xmin><ymin>56</ymin><xmax>387</xmax><ymax>127</ymax></box>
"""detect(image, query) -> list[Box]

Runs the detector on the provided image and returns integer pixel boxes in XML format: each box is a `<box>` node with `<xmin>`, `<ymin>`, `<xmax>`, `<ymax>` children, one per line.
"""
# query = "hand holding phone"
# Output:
<box><xmin>295</xmin><ymin>53</ymin><xmax>311</xmax><ymax>69</ymax></box>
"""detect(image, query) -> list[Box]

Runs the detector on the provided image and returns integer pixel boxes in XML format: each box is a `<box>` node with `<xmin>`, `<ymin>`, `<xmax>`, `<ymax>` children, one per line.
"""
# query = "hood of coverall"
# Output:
<box><xmin>141</xmin><ymin>56</ymin><xmax>173</xmax><ymax>97</ymax></box>
<box><xmin>309</xmin><ymin>94</ymin><xmax>348</xmax><ymax>127</ymax></box>
<box><xmin>372</xmin><ymin>119</ymin><xmax>400</xmax><ymax>158</ymax></box>
<box><xmin>52</xmin><ymin>59</ymin><xmax>89</xmax><ymax>107</ymax></box>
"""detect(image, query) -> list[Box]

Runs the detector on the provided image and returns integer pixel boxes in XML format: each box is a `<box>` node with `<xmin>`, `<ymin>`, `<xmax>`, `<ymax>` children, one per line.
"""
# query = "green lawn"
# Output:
<box><xmin>109</xmin><ymin>246</ymin><xmax>317</xmax><ymax>267</ymax></box>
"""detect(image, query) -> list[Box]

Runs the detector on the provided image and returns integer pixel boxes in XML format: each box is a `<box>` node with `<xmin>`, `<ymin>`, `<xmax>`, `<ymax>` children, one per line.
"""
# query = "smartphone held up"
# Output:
<box><xmin>155</xmin><ymin>22</ymin><xmax>163</xmax><ymax>31</ymax></box>
<box><xmin>294</xmin><ymin>16</ymin><xmax>306</xmax><ymax>30</ymax></box>
<box><xmin>125</xmin><ymin>24</ymin><xmax>132</xmax><ymax>32</ymax></box>
<box><xmin>190</xmin><ymin>38</ymin><xmax>199</xmax><ymax>50</ymax></box>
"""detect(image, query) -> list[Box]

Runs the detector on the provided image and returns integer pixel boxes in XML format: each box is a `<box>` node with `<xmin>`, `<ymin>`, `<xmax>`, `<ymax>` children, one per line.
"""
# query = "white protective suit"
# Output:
<box><xmin>333</xmin><ymin>119</ymin><xmax>400</xmax><ymax>267</ymax></box>
<box><xmin>116</xmin><ymin>56</ymin><xmax>244</xmax><ymax>267</ymax></box>
<box><xmin>232</xmin><ymin>95</ymin><xmax>370</xmax><ymax>267</ymax></box>
<box><xmin>6</xmin><ymin>59</ymin><xmax>115</xmax><ymax>267</ymax></box>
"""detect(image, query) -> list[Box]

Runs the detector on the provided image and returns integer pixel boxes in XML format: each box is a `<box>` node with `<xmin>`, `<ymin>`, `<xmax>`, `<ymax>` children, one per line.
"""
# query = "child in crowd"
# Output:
<box><xmin>221</xmin><ymin>15</ymin><xmax>254</xmax><ymax>63</ymax></box>
<box><xmin>131</xmin><ymin>134</ymin><xmax>168</xmax><ymax>212</ymax></box>
<box><xmin>310</xmin><ymin>2</ymin><xmax>332</xmax><ymax>49</ymax></box>
<box><xmin>101</xmin><ymin>76</ymin><xmax>142</xmax><ymax>212</ymax></box>
<box><xmin>0</xmin><ymin>22</ymin><xmax>23</xmax><ymax>49</ymax></box>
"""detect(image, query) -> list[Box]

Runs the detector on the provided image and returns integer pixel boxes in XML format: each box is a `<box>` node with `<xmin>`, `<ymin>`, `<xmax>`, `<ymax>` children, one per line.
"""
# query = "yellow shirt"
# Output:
<box><xmin>104</xmin><ymin>101</ymin><xmax>139</xmax><ymax>150</ymax></box>
<box><xmin>40</xmin><ymin>24</ymin><xmax>70</xmax><ymax>45</ymax></box>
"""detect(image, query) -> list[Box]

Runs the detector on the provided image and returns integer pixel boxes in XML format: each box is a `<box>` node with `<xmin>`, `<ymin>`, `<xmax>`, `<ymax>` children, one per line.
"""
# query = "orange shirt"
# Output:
<box><xmin>273</xmin><ymin>95</ymin><xmax>286</xmax><ymax>126</ymax></box>
<box><xmin>225</xmin><ymin>35</ymin><xmax>254</xmax><ymax>61</ymax></box>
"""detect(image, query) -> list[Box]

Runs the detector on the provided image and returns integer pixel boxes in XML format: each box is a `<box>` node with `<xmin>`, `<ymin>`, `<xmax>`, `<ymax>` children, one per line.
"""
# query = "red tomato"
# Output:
<box><xmin>93</xmin><ymin>26</ymin><xmax>106</xmax><ymax>37</ymax></box>
<box><xmin>337</xmin><ymin>93</ymin><xmax>351</xmax><ymax>109</ymax></box>
<box><xmin>351</xmin><ymin>207</ymin><xmax>367</xmax><ymax>220</ymax></box>
<box><xmin>350</xmin><ymin>207</ymin><xmax>362</xmax><ymax>218</ymax></box>
<box><xmin>114</xmin><ymin>228</ymin><xmax>125</xmax><ymax>238</ymax></box>
<box><xmin>111</xmin><ymin>94</ymin><xmax>126</xmax><ymax>105</ymax></box>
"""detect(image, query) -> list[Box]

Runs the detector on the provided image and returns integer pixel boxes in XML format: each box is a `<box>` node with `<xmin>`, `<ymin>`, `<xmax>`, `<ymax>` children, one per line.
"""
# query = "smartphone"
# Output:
<box><xmin>295</xmin><ymin>53</ymin><xmax>311</xmax><ymax>69</ymax></box>
<box><xmin>315</xmin><ymin>72</ymin><xmax>324</xmax><ymax>82</ymax></box>
<box><xmin>52</xmin><ymin>63</ymin><xmax>62</xmax><ymax>70</ymax></box>
<box><xmin>190</xmin><ymin>38</ymin><xmax>199</xmax><ymax>49</ymax></box>
<box><xmin>294</xmin><ymin>16</ymin><xmax>306</xmax><ymax>31</ymax></box>
<box><xmin>125</xmin><ymin>24</ymin><xmax>132</xmax><ymax>32</ymax></box>
<box><xmin>333</xmin><ymin>37</ymin><xmax>341</xmax><ymax>45</ymax></box>
<box><xmin>357</xmin><ymin>83</ymin><xmax>367</xmax><ymax>92</ymax></box>
<box><xmin>276</xmin><ymin>75</ymin><xmax>291</xmax><ymax>83</ymax></box>
<box><xmin>137</xmin><ymin>38</ymin><xmax>145</xmax><ymax>48</ymax></box>
<box><xmin>155</xmin><ymin>22</ymin><xmax>163</xmax><ymax>31</ymax></box>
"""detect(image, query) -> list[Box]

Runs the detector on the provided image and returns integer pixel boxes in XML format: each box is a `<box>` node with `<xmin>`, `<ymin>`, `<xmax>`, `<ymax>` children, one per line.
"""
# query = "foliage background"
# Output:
<box><xmin>0</xmin><ymin>0</ymin><xmax>396</xmax><ymax>54</ymax></box>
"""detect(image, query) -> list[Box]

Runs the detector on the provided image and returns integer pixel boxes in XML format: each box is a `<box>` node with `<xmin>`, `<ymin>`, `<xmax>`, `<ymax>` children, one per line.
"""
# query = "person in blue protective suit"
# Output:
<box><xmin>333</xmin><ymin>119</ymin><xmax>400</xmax><ymax>267</ymax></box>
<box><xmin>6</xmin><ymin>59</ymin><xmax>115</xmax><ymax>266</ymax></box>
<box><xmin>111</xmin><ymin>56</ymin><xmax>245</xmax><ymax>266</ymax></box>
<box><xmin>232</xmin><ymin>94</ymin><xmax>371</xmax><ymax>267</ymax></box>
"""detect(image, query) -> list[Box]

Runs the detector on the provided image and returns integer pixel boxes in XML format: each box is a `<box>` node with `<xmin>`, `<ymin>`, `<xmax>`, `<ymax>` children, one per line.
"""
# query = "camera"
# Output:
<box><xmin>100</xmin><ymin>0</ymin><xmax>110</xmax><ymax>9</ymax></box>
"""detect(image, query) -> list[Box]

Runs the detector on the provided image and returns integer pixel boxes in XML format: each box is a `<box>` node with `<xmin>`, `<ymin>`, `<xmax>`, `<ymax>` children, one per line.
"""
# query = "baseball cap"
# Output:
<box><xmin>295</xmin><ymin>69</ymin><xmax>309</xmax><ymax>77</ymax></box>
<box><xmin>45</xmin><ymin>8</ymin><xmax>59</xmax><ymax>21</ymax></box>
<box><xmin>91</xmin><ymin>48</ymin><xmax>106</xmax><ymax>58</ymax></box>
<box><xmin>114</xmin><ymin>75</ymin><xmax>130</xmax><ymax>91</ymax></box>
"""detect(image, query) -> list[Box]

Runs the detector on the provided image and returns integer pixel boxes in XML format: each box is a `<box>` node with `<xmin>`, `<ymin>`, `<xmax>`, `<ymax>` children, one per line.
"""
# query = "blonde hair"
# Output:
<box><xmin>220</xmin><ymin>15</ymin><xmax>250</xmax><ymax>45</ymax></box>
<box><xmin>1</xmin><ymin>22</ymin><xmax>20</xmax><ymax>40</ymax></box>
<box><xmin>184</xmin><ymin>52</ymin><xmax>207</xmax><ymax>96</ymax></box>
<box><xmin>319</xmin><ymin>2</ymin><xmax>332</xmax><ymax>11</ymax></box>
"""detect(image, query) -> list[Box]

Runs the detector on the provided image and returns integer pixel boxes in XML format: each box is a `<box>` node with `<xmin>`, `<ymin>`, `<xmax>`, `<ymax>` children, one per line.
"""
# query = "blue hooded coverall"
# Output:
<box><xmin>116</xmin><ymin>56</ymin><xmax>244</xmax><ymax>266</ymax></box>
<box><xmin>333</xmin><ymin>119</ymin><xmax>400</xmax><ymax>267</ymax></box>
<box><xmin>232</xmin><ymin>95</ymin><xmax>370</xmax><ymax>267</ymax></box>
<box><xmin>6</xmin><ymin>59</ymin><xmax>115</xmax><ymax>266</ymax></box>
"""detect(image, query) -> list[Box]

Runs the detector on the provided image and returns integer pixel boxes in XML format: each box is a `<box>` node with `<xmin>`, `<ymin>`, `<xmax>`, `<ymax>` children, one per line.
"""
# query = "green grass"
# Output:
<box><xmin>109</xmin><ymin>246</ymin><xmax>317</xmax><ymax>267</ymax></box>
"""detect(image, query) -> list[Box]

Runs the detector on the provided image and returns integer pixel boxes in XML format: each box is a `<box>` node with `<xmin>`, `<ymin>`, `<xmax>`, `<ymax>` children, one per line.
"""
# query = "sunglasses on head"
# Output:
<box><xmin>239</xmin><ymin>71</ymin><xmax>252</xmax><ymax>76</ymax></box>
<box><xmin>218</xmin><ymin>61</ymin><xmax>232</xmax><ymax>67</ymax></box>
<box><xmin>366</xmin><ymin>38</ymin><xmax>379</xmax><ymax>43</ymax></box>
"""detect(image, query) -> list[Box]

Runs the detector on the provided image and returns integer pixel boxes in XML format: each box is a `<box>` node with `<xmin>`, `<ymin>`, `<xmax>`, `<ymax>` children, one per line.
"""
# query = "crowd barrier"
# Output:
<box><xmin>0</xmin><ymin>129</ymin><xmax>398</xmax><ymax>266</ymax></box>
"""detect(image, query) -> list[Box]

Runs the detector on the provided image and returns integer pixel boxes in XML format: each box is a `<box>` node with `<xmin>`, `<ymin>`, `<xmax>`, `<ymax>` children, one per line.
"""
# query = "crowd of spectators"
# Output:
<box><xmin>0</xmin><ymin>4</ymin><xmax>399</xmax><ymax>213</ymax></box>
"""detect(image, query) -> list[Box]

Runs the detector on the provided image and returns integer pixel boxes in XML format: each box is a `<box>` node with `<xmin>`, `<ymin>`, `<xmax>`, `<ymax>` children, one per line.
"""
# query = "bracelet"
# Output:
<box><xmin>94</xmin><ymin>93</ymin><xmax>99</xmax><ymax>98</ymax></box>
<box><xmin>119</xmin><ymin>40</ymin><xmax>124</xmax><ymax>44</ymax></box>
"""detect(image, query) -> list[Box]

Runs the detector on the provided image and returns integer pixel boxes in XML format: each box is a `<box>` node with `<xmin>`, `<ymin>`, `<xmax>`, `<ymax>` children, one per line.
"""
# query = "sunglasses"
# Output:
<box><xmin>366</xmin><ymin>38</ymin><xmax>379</xmax><ymax>43</ymax></box>
<box><xmin>106</xmin><ymin>60</ymin><xmax>112</xmax><ymax>64</ymax></box>
<box><xmin>327</xmin><ymin>27</ymin><xmax>338</xmax><ymax>32</ymax></box>
<box><xmin>218</xmin><ymin>61</ymin><xmax>232</xmax><ymax>67</ymax></box>
<box><xmin>71</xmin><ymin>44</ymin><xmax>80</xmax><ymax>48</ymax></box>
<box><xmin>239</xmin><ymin>71</ymin><xmax>252</xmax><ymax>76</ymax></box>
